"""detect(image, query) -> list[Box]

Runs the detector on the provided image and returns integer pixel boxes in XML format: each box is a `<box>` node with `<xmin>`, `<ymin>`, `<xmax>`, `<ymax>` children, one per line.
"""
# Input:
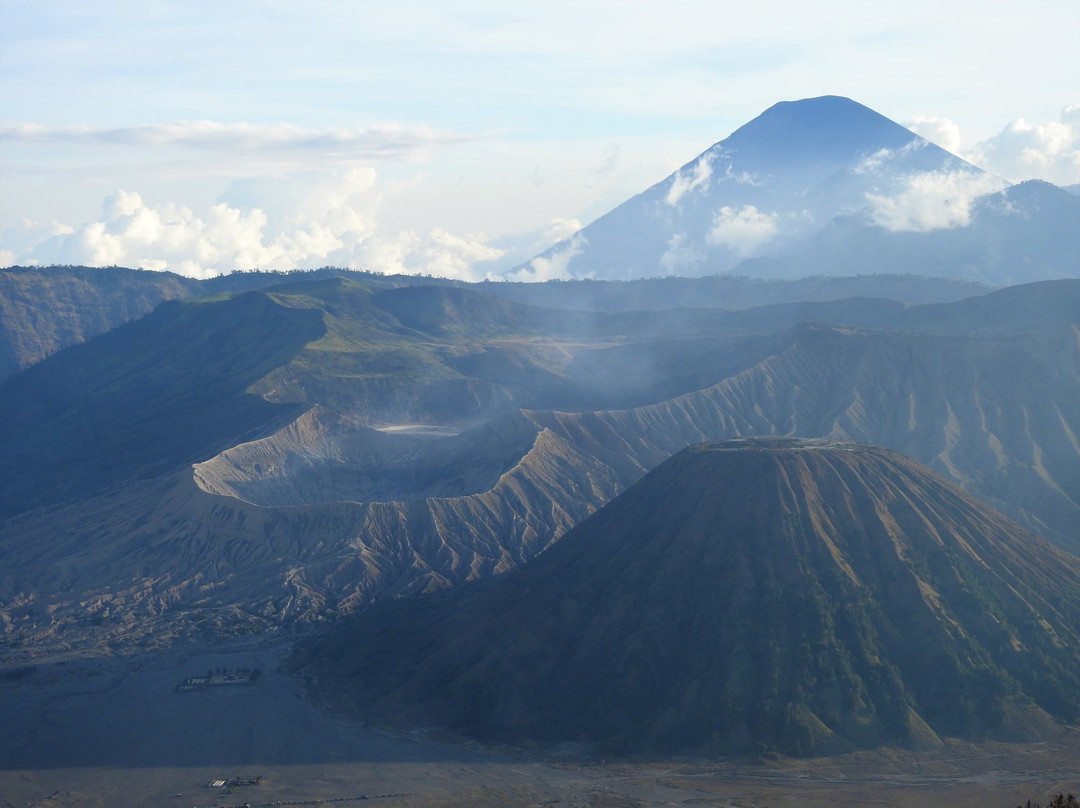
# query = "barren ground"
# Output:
<box><xmin>1</xmin><ymin>640</ymin><xmax>1077</xmax><ymax>808</ymax></box>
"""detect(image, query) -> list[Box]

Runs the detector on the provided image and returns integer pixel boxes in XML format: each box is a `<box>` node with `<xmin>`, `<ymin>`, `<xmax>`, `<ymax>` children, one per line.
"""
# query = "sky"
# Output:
<box><xmin>1</xmin><ymin>0</ymin><xmax>1078</xmax><ymax>280</ymax></box>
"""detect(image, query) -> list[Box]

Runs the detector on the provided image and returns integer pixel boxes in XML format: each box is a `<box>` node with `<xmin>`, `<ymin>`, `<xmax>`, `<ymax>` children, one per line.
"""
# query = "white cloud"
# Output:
<box><xmin>854</xmin><ymin>139</ymin><xmax>930</xmax><ymax>175</ymax></box>
<box><xmin>907</xmin><ymin>105</ymin><xmax>1080</xmax><ymax>185</ymax></box>
<box><xmin>865</xmin><ymin>170</ymin><xmax>1008</xmax><ymax>232</ymax></box>
<box><xmin>356</xmin><ymin>228</ymin><xmax>504</xmax><ymax>281</ymax></box>
<box><xmin>665</xmin><ymin>153</ymin><xmax>714</xmax><ymax>206</ymax></box>
<box><xmin>22</xmin><ymin>193</ymin><xmax>284</xmax><ymax>279</ymax></box>
<box><xmin>460</xmin><ymin>217</ymin><xmax>583</xmax><ymax>277</ymax></box>
<box><xmin>536</xmin><ymin>217</ymin><xmax>583</xmax><ymax>246</ymax></box>
<box><xmin>593</xmin><ymin>144</ymin><xmax>622</xmax><ymax>181</ymax></box>
<box><xmin>506</xmin><ymin>234</ymin><xmax>586</xmax><ymax>282</ymax></box>
<box><xmin>659</xmin><ymin>232</ymin><xmax>703</xmax><ymax>275</ymax></box>
<box><xmin>1</xmin><ymin>169</ymin><xmax>506</xmax><ymax>281</ymax></box>
<box><xmin>705</xmin><ymin>205</ymin><xmax>779</xmax><ymax>255</ymax></box>
<box><xmin>906</xmin><ymin>115</ymin><xmax>965</xmax><ymax>156</ymax></box>
<box><xmin>426</xmin><ymin>229</ymin><xmax>504</xmax><ymax>278</ymax></box>
<box><xmin>719</xmin><ymin>166</ymin><xmax>764</xmax><ymax>186</ymax></box>
<box><xmin>0</xmin><ymin>217</ymin><xmax>74</xmax><ymax>263</ymax></box>
<box><xmin>975</xmin><ymin>105</ymin><xmax>1080</xmax><ymax>185</ymax></box>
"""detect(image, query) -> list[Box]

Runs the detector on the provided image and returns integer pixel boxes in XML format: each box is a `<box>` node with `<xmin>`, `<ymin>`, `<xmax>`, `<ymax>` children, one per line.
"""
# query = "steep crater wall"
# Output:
<box><xmin>193</xmin><ymin>406</ymin><xmax>542</xmax><ymax>507</ymax></box>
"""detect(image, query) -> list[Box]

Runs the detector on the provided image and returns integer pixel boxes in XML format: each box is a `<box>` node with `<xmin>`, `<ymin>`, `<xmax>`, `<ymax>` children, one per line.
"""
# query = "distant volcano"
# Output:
<box><xmin>301</xmin><ymin>439</ymin><xmax>1080</xmax><ymax>756</ymax></box>
<box><xmin>518</xmin><ymin>96</ymin><xmax>1078</xmax><ymax>284</ymax></box>
<box><xmin>695</xmin><ymin>94</ymin><xmax>946</xmax><ymax>170</ymax></box>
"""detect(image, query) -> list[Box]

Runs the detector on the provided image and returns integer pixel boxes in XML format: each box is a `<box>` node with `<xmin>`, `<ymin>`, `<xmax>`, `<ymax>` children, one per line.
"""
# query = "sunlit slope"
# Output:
<box><xmin>301</xmin><ymin>440</ymin><xmax>1080</xmax><ymax>757</ymax></box>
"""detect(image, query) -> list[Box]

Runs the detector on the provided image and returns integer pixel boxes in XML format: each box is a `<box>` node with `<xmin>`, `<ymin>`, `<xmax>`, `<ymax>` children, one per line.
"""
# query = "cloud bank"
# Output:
<box><xmin>4</xmin><ymin>170</ymin><xmax>510</xmax><ymax>281</ymax></box>
<box><xmin>3</xmin><ymin>106</ymin><xmax>1076</xmax><ymax>281</ymax></box>
<box><xmin>705</xmin><ymin>205</ymin><xmax>779</xmax><ymax>253</ymax></box>
<box><xmin>508</xmin><ymin>233</ymin><xmax>587</xmax><ymax>282</ymax></box>
<box><xmin>865</xmin><ymin>170</ymin><xmax>1008</xmax><ymax>232</ymax></box>
<box><xmin>908</xmin><ymin>104</ymin><xmax>1080</xmax><ymax>186</ymax></box>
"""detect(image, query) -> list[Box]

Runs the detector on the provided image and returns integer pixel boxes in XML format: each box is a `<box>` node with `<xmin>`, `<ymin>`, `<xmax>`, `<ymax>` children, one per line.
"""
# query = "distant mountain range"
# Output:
<box><xmin>0</xmin><ymin>264</ymin><xmax>992</xmax><ymax>384</ymax></box>
<box><xmin>297</xmin><ymin>439</ymin><xmax>1080</xmax><ymax>756</ymax></box>
<box><xmin>520</xmin><ymin>96</ymin><xmax>1080</xmax><ymax>284</ymax></box>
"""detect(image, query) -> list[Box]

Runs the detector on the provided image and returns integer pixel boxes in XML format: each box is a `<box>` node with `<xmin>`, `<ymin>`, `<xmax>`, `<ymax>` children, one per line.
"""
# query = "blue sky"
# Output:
<box><xmin>1</xmin><ymin>0</ymin><xmax>1077</xmax><ymax>279</ymax></box>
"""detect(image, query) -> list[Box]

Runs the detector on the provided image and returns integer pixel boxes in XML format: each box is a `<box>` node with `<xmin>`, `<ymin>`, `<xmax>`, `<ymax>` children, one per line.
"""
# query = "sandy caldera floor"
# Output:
<box><xmin>1</xmin><ymin>639</ymin><xmax>1078</xmax><ymax>808</ymax></box>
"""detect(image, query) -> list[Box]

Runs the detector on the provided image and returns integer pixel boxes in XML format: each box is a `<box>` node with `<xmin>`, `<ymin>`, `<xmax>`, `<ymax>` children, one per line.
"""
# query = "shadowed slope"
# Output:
<box><xmin>0</xmin><ymin>291</ymin><xmax>326</xmax><ymax>516</ymax></box>
<box><xmin>302</xmin><ymin>439</ymin><xmax>1080</xmax><ymax>757</ymax></box>
<box><xmin>0</xmin><ymin>265</ymin><xmax>201</xmax><ymax>382</ymax></box>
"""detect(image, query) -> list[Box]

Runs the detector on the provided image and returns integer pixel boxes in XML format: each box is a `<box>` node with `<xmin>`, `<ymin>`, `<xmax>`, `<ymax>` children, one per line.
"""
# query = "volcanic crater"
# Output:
<box><xmin>193</xmin><ymin>406</ymin><xmax>542</xmax><ymax>507</ymax></box>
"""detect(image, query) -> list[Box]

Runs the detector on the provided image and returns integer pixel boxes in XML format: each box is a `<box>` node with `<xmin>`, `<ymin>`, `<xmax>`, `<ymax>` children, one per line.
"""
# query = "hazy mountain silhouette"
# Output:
<box><xmin>520</xmin><ymin>96</ymin><xmax>1078</xmax><ymax>284</ymax></box>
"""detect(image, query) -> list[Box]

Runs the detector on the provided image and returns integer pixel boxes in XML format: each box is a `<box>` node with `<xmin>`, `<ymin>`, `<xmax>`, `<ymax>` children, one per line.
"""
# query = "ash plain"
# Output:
<box><xmin>2</xmin><ymin>639</ymin><xmax>1078</xmax><ymax>808</ymax></box>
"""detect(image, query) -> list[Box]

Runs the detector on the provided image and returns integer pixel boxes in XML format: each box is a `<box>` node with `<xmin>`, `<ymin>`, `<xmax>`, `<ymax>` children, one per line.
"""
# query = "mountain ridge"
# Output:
<box><xmin>0</xmin><ymin>265</ymin><xmax>997</xmax><ymax>383</ymax></box>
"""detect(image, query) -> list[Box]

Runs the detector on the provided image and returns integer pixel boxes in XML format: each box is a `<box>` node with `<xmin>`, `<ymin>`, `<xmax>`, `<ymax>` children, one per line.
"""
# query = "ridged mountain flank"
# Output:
<box><xmin>302</xmin><ymin>439</ymin><xmax>1080</xmax><ymax>757</ymax></box>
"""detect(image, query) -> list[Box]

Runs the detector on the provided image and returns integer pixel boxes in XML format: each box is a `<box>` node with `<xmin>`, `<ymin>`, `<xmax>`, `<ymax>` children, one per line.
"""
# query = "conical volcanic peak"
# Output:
<box><xmin>519</xmin><ymin>95</ymin><xmax>1012</xmax><ymax>281</ymax></box>
<box><xmin>715</xmin><ymin>95</ymin><xmax>925</xmax><ymax>168</ymax></box>
<box><xmin>302</xmin><ymin>439</ymin><xmax>1080</xmax><ymax>757</ymax></box>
